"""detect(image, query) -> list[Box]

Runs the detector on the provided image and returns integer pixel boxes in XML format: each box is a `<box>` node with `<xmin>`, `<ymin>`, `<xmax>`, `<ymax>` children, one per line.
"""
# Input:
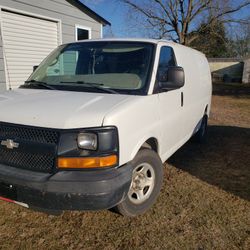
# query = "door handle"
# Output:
<box><xmin>181</xmin><ymin>92</ymin><xmax>184</xmax><ymax>107</ymax></box>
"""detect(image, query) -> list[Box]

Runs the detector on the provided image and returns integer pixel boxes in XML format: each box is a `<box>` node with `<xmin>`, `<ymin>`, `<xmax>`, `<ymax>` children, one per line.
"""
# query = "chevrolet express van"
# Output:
<box><xmin>0</xmin><ymin>39</ymin><xmax>211</xmax><ymax>216</ymax></box>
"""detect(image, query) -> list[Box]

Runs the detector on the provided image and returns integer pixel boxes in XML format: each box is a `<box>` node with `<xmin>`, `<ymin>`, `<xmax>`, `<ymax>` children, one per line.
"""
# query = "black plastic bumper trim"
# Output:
<box><xmin>0</xmin><ymin>163</ymin><xmax>133</xmax><ymax>211</ymax></box>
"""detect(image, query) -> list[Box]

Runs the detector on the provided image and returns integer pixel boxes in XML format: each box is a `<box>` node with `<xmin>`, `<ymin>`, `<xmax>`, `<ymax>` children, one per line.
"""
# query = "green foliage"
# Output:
<box><xmin>189</xmin><ymin>21</ymin><xmax>228</xmax><ymax>57</ymax></box>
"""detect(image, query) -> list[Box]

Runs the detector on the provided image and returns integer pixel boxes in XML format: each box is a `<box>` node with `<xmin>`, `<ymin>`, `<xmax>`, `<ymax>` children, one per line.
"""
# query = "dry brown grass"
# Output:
<box><xmin>0</xmin><ymin>86</ymin><xmax>249</xmax><ymax>249</ymax></box>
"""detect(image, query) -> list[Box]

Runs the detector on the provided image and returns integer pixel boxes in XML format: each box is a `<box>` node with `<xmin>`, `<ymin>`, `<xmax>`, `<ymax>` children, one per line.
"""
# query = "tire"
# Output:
<box><xmin>112</xmin><ymin>149</ymin><xmax>163</xmax><ymax>217</ymax></box>
<box><xmin>193</xmin><ymin>115</ymin><xmax>208</xmax><ymax>143</ymax></box>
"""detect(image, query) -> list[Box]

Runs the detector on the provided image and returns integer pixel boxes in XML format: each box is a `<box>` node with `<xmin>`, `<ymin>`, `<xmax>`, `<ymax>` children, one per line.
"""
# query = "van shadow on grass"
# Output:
<box><xmin>168</xmin><ymin>125</ymin><xmax>250</xmax><ymax>201</ymax></box>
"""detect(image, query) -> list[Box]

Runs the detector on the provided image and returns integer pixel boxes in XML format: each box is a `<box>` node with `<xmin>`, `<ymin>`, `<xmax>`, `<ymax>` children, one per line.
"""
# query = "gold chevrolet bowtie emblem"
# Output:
<box><xmin>1</xmin><ymin>139</ymin><xmax>19</xmax><ymax>150</ymax></box>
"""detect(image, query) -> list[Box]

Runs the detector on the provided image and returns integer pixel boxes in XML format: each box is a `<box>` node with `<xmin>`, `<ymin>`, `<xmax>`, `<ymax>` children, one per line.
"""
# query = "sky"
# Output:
<box><xmin>81</xmin><ymin>0</ymin><xmax>127</xmax><ymax>37</ymax></box>
<box><xmin>81</xmin><ymin>0</ymin><xmax>250</xmax><ymax>39</ymax></box>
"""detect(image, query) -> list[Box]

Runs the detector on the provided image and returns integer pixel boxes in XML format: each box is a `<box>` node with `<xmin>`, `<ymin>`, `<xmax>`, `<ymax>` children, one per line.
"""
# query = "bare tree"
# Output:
<box><xmin>119</xmin><ymin>0</ymin><xmax>250</xmax><ymax>45</ymax></box>
<box><xmin>188</xmin><ymin>20</ymin><xmax>229</xmax><ymax>56</ymax></box>
<box><xmin>226</xmin><ymin>23</ymin><xmax>250</xmax><ymax>57</ymax></box>
<box><xmin>104</xmin><ymin>26</ymin><xmax>115</xmax><ymax>38</ymax></box>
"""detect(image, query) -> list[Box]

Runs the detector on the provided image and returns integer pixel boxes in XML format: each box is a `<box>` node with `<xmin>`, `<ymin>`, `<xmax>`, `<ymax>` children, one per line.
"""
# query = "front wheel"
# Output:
<box><xmin>113</xmin><ymin>149</ymin><xmax>163</xmax><ymax>217</ymax></box>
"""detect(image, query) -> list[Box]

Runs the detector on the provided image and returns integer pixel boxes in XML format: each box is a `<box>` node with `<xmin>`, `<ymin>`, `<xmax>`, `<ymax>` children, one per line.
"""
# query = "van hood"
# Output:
<box><xmin>0</xmin><ymin>89</ymin><xmax>132</xmax><ymax>129</ymax></box>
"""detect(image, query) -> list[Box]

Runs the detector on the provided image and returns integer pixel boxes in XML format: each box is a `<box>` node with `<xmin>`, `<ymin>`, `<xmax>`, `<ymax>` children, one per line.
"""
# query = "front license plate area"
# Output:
<box><xmin>0</xmin><ymin>182</ymin><xmax>17</xmax><ymax>200</ymax></box>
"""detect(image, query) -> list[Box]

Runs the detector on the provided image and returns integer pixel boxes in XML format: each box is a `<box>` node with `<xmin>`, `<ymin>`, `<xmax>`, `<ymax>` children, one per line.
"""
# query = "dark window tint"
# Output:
<box><xmin>154</xmin><ymin>46</ymin><xmax>176</xmax><ymax>93</ymax></box>
<box><xmin>77</xmin><ymin>28</ymin><xmax>89</xmax><ymax>40</ymax></box>
<box><xmin>158</xmin><ymin>46</ymin><xmax>176</xmax><ymax>68</ymax></box>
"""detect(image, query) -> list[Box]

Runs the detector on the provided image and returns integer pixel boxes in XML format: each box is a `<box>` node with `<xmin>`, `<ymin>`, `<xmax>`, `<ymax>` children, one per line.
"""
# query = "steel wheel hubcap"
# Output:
<box><xmin>128</xmin><ymin>163</ymin><xmax>155</xmax><ymax>204</ymax></box>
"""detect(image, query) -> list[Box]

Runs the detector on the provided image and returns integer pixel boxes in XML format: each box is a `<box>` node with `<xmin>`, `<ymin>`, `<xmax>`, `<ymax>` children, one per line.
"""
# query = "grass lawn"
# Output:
<box><xmin>0</xmin><ymin>84</ymin><xmax>249</xmax><ymax>249</ymax></box>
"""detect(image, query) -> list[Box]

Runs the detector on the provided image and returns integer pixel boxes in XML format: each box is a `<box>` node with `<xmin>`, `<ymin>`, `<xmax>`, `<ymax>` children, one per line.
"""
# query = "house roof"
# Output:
<box><xmin>66</xmin><ymin>0</ymin><xmax>111</xmax><ymax>26</ymax></box>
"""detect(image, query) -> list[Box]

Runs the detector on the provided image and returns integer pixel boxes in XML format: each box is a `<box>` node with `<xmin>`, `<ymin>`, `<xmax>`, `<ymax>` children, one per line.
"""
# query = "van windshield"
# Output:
<box><xmin>23</xmin><ymin>42</ymin><xmax>155</xmax><ymax>95</ymax></box>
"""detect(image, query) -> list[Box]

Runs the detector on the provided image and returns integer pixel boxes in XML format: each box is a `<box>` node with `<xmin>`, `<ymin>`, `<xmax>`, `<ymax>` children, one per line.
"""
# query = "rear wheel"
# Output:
<box><xmin>113</xmin><ymin>149</ymin><xmax>163</xmax><ymax>217</ymax></box>
<box><xmin>193</xmin><ymin>115</ymin><xmax>208</xmax><ymax>143</ymax></box>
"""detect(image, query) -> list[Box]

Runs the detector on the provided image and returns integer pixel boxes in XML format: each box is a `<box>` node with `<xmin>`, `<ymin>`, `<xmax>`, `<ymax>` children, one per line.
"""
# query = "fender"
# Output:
<box><xmin>130</xmin><ymin>135</ymin><xmax>161</xmax><ymax>163</ymax></box>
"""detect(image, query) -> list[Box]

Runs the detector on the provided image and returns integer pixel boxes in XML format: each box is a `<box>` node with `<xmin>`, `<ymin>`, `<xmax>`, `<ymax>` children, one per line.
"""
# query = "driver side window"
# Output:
<box><xmin>154</xmin><ymin>46</ymin><xmax>176</xmax><ymax>92</ymax></box>
<box><xmin>158</xmin><ymin>46</ymin><xmax>176</xmax><ymax>71</ymax></box>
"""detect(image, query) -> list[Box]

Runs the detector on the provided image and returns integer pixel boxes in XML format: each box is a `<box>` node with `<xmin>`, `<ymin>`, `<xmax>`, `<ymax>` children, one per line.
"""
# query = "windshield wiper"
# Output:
<box><xmin>25</xmin><ymin>80</ymin><xmax>56</xmax><ymax>90</ymax></box>
<box><xmin>60</xmin><ymin>81</ymin><xmax>119</xmax><ymax>94</ymax></box>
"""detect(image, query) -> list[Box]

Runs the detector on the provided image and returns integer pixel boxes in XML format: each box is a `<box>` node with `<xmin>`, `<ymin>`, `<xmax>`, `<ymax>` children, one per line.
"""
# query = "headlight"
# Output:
<box><xmin>57</xmin><ymin>127</ymin><xmax>119</xmax><ymax>169</ymax></box>
<box><xmin>77</xmin><ymin>133</ymin><xmax>97</xmax><ymax>150</ymax></box>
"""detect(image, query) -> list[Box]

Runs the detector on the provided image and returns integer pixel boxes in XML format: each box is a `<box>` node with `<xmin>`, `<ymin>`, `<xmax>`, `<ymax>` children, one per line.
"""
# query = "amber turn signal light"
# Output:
<box><xmin>57</xmin><ymin>155</ymin><xmax>118</xmax><ymax>169</ymax></box>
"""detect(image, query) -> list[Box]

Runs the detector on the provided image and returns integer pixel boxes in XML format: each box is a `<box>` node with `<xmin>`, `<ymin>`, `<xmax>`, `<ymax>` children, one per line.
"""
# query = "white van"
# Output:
<box><xmin>0</xmin><ymin>39</ymin><xmax>211</xmax><ymax>216</ymax></box>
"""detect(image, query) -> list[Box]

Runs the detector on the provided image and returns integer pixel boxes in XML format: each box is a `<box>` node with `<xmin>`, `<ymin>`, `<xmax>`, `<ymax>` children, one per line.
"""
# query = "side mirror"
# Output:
<box><xmin>158</xmin><ymin>66</ymin><xmax>185</xmax><ymax>90</ymax></box>
<box><xmin>33</xmin><ymin>65</ymin><xmax>39</xmax><ymax>72</ymax></box>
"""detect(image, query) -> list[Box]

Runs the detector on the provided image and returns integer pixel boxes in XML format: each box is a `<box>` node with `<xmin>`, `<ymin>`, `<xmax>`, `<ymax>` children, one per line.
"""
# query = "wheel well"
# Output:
<box><xmin>141</xmin><ymin>138</ymin><xmax>158</xmax><ymax>153</ymax></box>
<box><xmin>204</xmin><ymin>105</ymin><xmax>208</xmax><ymax>115</ymax></box>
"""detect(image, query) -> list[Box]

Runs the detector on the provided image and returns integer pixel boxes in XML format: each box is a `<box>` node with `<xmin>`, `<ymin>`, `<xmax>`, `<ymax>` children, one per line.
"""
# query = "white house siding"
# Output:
<box><xmin>0</xmin><ymin>0</ymin><xmax>103</xmax><ymax>90</ymax></box>
<box><xmin>1</xmin><ymin>10</ymin><xmax>60</xmax><ymax>89</ymax></box>
<box><xmin>0</xmin><ymin>24</ymin><xmax>6</xmax><ymax>91</ymax></box>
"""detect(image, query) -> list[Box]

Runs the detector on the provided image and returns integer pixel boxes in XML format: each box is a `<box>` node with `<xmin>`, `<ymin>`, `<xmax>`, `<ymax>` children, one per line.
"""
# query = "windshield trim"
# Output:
<box><xmin>25</xmin><ymin>41</ymin><xmax>157</xmax><ymax>96</ymax></box>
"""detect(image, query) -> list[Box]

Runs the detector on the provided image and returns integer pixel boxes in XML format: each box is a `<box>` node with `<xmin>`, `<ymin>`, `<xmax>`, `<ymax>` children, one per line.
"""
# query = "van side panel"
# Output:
<box><xmin>104</xmin><ymin>42</ymin><xmax>212</xmax><ymax>166</ymax></box>
<box><xmin>197</xmin><ymin>54</ymin><xmax>212</xmax><ymax>116</ymax></box>
<box><xmin>173</xmin><ymin>44</ymin><xmax>212</xmax><ymax>140</ymax></box>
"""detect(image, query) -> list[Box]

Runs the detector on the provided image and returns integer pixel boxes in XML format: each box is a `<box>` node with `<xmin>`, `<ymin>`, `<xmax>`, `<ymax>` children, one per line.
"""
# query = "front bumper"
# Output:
<box><xmin>0</xmin><ymin>163</ymin><xmax>133</xmax><ymax>212</ymax></box>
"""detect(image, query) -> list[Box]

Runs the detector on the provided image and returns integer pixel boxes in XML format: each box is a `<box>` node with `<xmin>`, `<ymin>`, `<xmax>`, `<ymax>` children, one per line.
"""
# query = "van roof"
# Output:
<box><xmin>67</xmin><ymin>38</ymin><xmax>205</xmax><ymax>57</ymax></box>
<box><xmin>73</xmin><ymin>38</ymin><xmax>172</xmax><ymax>45</ymax></box>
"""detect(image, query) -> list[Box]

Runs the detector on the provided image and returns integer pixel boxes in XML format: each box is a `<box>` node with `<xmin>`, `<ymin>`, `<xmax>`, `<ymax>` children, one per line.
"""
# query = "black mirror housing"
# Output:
<box><xmin>33</xmin><ymin>65</ymin><xmax>39</xmax><ymax>72</ymax></box>
<box><xmin>158</xmin><ymin>66</ymin><xmax>185</xmax><ymax>90</ymax></box>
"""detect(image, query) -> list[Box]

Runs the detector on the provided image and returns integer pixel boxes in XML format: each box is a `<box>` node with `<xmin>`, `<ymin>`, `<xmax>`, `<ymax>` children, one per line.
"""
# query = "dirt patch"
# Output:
<box><xmin>0</xmin><ymin>90</ymin><xmax>249</xmax><ymax>249</ymax></box>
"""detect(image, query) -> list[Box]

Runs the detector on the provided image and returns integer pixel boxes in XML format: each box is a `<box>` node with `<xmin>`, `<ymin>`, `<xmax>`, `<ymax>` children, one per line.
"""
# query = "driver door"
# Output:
<box><xmin>156</xmin><ymin>46</ymin><xmax>185</xmax><ymax>160</ymax></box>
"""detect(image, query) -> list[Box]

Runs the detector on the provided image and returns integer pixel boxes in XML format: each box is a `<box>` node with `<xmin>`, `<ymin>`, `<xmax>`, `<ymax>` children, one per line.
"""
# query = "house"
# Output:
<box><xmin>208</xmin><ymin>58</ymin><xmax>244</xmax><ymax>83</ymax></box>
<box><xmin>0</xmin><ymin>0</ymin><xmax>110</xmax><ymax>91</ymax></box>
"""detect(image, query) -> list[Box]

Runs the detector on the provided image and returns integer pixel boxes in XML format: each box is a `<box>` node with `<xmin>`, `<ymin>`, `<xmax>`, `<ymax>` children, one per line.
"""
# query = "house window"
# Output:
<box><xmin>75</xmin><ymin>25</ymin><xmax>91</xmax><ymax>41</ymax></box>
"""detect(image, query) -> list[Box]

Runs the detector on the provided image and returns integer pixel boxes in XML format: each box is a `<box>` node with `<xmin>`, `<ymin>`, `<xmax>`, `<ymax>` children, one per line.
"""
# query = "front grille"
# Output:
<box><xmin>0</xmin><ymin>123</ymin><xmax>60</xmax><ymax>173</ymax></box>
<box><xmin>0</xmin><ymin>148</ymin><xmax>55</xmax><ymax>172</ymax></box>
<box><xmin>0</xmin><ymin>123</ymin><xmax>59</xmax><ymax>144</ymax></box>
